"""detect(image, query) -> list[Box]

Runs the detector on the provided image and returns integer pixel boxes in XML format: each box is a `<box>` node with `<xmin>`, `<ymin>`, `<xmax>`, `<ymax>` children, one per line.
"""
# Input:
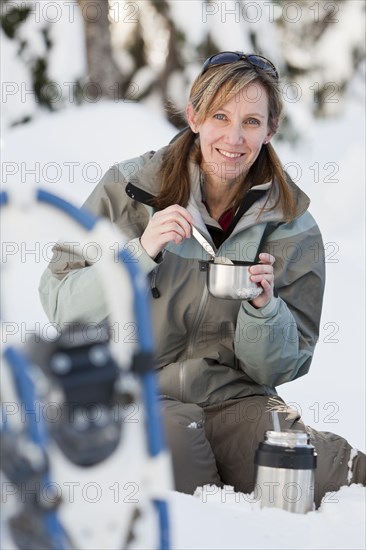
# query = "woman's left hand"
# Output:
<box><xmin>248</xmin><ymin>253</ymin><xmax>275</xmax><ymax>308</ymax></box>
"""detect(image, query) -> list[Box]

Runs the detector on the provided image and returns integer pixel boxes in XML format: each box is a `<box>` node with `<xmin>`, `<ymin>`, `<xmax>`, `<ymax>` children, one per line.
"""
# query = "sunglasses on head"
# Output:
<box><xmin>200</xmin><ymin>51</ymin><xmax>279</xmax><ymax>80</ymax></box>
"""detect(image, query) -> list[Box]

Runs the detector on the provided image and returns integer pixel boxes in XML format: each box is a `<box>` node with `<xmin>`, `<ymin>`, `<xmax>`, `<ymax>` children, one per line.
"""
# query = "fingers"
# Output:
<box><xmin>249</xmin><ymin>278</ymin><xmax>272</xmax><ymax>308</ymax></box>
<box><xmin>152</xmin><ymin>205</ymin><xmax>193</xmax><ymax>240</ymax></box>
<box><xmin>249</xmin><ymin>253</ymin><xmax>275</xmax><ymax>286</ymax></box>
<box><xmin>258</xmin><ymin>252</ymin><xmax>275</xmax><ymax>265</ymax></box>
<box><xmin>248</xmin><ymin>254</ymin><xmax>275</xmax><ymax>307</ymax></box>
<box><xmin>140</xmin><ymin>205</ymin><xmax>193</xmax><ymax>258</ymax></box>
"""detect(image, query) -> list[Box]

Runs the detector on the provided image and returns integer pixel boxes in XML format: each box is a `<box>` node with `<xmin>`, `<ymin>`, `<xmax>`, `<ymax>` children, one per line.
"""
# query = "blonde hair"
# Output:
<box><xmin>155</xmin><ymin>59</ymin><xmax>296</xmax><ymax>220</ymax></box>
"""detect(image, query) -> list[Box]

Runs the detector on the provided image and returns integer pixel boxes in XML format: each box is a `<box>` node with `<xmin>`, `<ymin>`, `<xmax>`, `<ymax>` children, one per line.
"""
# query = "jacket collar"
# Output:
<box><xmin>124</xmin><ymin>146</ymin><xmax>310</xmax><ymax>235</ymax></box>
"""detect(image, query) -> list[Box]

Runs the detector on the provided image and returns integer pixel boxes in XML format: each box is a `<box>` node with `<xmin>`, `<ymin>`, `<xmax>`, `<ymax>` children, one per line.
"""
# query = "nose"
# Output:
<box><xmin>224</xmin><ymin>122</ymin><xmax>244</xmax><ymax>146</ymax></box>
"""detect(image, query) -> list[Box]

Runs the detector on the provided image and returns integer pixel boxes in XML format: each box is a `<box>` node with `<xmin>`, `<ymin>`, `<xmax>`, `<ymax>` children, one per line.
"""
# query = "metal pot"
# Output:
<box><xmin>200</xmin><ymin>260</ymin><xmax>263</xmax><ymax>300</ymax></box>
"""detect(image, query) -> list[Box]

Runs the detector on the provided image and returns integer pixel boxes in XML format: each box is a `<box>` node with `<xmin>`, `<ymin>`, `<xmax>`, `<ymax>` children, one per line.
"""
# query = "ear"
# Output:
<box><xmin>186</xmin><ymin>103</ymin><xmax>198</xmax><ymax>133</ymax></box>
<box><xmin>264</xmin><ymin>128</ymin><xmax>275</xmax><ymax>145</ymax></box>
<box><xmin>265</xmin><ymin>116</ymin><xmax>279</xmax><ymax>143</ymax></box>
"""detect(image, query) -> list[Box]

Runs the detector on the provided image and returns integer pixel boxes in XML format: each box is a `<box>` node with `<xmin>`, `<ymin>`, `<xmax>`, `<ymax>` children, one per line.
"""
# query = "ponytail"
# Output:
<box><xmin>154</xmin><ymin>129</ymin><xmax>196</xmax><ymax>211</ymax></box>
<box><xmin>261</xmin><ymin>143</ymin><xmax>297</xmax><ymax>221</ymax></box>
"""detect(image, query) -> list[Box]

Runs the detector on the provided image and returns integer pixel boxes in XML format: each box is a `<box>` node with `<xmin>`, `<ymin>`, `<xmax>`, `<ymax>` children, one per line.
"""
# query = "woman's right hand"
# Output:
<box><xmin>140</xmin><ymin>204</ymin><xmax>193</xmax><ymax>259</ymax></box>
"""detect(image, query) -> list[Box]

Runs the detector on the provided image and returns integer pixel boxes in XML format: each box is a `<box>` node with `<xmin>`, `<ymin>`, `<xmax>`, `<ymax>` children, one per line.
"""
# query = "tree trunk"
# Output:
<box><xmin>78</xmin><ymin>0</ymin><xmax>121</xmax><ymax>99</ymax></box>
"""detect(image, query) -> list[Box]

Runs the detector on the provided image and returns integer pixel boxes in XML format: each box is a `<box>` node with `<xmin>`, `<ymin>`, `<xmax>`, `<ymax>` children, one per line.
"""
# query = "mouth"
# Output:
<box><xmin>217</xmin><ymin>149</ymin><xmax>244</xmax><ymax>159</ymax></box>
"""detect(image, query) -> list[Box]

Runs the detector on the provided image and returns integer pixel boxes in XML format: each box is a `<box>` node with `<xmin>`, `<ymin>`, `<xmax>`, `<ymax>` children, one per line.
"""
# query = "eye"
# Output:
<box><xmin>246</xmin><ymin>118</ymin><xmax>260</xmax><ymax>125</ymax></box>
<box><xmin>213</xmin><ymin>113</ymin><xmax>227</xmax><ymax>121</ymax></box>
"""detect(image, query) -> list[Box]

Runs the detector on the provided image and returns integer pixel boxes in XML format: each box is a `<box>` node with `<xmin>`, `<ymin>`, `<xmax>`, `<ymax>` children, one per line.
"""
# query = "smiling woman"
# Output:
<box><xmin>154</xmin><ymin>56</ymin><xmax>296</xmax><ymax>236</ymax></box>
<box><xmin>39</xmin><ymin>51</ymin><xmax>365</xmax><ymax>508</ymax></box>
<box><xmin>186</xmin><ymin>83</ymin><xmax>274</xmax><ymax>221</ymax></box>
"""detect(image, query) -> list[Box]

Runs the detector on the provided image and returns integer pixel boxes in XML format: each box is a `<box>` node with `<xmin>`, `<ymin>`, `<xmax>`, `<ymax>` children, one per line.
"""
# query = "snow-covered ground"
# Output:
<box><xmin>169</xmin><ymin>484</ymin><xmax>365</xmax><ymax>550</ymax></box>
<box><xmin>2</xmin><ymin>0</ymin><xmax>365</xmax><ymax>545</ymax></box>
<box><xmin>1</xmin><ymin>97</ymin><xmax>365</xmax><ymax>549</ymax></box>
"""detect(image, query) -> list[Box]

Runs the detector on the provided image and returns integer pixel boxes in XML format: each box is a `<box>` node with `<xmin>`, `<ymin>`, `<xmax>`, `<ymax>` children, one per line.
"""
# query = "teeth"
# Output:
<box><xmin>218</xmin><ymin>149</ymin><xmax>243</xmax><ymax>158</ymax></box>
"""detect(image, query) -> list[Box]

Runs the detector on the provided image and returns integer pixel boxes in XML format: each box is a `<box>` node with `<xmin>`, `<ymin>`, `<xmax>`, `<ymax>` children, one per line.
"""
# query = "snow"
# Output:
<box><xmin>313</xmin><ymin>1</ymin><xmax>365</xmax><ymax>83</ymax></box>
<box><xmin>46</xmin><ymin>0</ymin><xmax>87</xmax><ymax>84</ymax></box>
<box><xmin>0</xmin><ymin>31</ymin><xmax>35</xmax><ymax>128</ymax></box>
<box><xmin>1</xmin><ymin>101</ymin><xmax>176</xmax><ymax>205</ymax></box>
<box><xmin>275</xmin><ymin>96</ymin><xmax>366</xmax><ymax>452</ymax></box>
<box><xmin>1</xmin><ymin>1</ymin><xmax>365</xmax><ymax>546</ymax></box>
<box><xmin>169</xmin><ymin>484</ymin><xmax>365</xmax><ymax>550</ymax></box>
<box><xmin>348</xmin><ymin>449</ymin><xmax>359</xmax><ymax>484</ymax></box>
<box><xmin>1</xmin><ymin>97</ymin><xmax>365</xmax><ymax>550</ymax></box>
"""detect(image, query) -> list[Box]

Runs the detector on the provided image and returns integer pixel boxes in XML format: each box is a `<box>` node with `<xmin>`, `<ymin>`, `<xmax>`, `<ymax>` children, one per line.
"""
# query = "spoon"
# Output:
<box><xmin>191</xmin><ymin>226</ymin><xmax>233</xmax><ymax>265</ymax></box>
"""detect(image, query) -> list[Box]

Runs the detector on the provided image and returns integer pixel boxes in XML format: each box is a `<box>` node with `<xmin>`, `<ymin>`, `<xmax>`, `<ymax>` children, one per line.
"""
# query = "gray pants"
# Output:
<box><xmin>161</xmin><ymin>396</ymin><xmax>365</xmax><ymax>508</ymax></box>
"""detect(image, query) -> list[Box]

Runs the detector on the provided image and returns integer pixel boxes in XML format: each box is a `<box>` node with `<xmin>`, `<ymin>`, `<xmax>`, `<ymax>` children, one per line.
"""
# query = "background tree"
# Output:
<box><xmin>77</xmin><ymin>0</ymin><xmax>122</xmax><ymax>99</ymax></box>
<box><xmin>1</xmin><ymin>0</ymin><xmax>365</xmax><ymax>131</ymax></box>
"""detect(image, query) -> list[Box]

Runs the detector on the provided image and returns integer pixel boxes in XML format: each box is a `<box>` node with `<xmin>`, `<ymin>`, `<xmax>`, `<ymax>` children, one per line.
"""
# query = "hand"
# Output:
<box><xmin>248</xmin><ymin>253</ymin><xmax>275</xmax><ymax>308</ymax></box>
<box><xmin>140</xmin><ymin>204</ymin><xmax>193</xmax><ymax>258</ymax></box>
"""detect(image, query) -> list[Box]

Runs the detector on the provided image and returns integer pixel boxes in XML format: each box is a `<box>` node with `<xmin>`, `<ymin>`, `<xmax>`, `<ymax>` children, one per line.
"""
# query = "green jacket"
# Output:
<box><xmin>39</xmin><ymin>146</ymin><xmax>325</xmax><ymax>406</ymax></box>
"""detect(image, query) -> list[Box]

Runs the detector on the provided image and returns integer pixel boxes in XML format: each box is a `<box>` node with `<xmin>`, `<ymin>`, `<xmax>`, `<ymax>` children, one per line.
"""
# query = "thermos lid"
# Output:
<box><xmin>255</xmin><ymin>430</ymin><xmax>317</xmax><ymax>470</ymax></box>
<box><xmin>264</xmin><ymin>430</ymin><xmax>312</xmax><ymax>448</ymax></box>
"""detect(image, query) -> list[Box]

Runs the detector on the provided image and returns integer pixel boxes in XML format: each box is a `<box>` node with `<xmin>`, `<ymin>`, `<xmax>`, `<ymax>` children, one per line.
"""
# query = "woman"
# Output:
<box><xmin>40</xmin><ymin>52</ymin><xmax>365</xmax><ymax>505</ymax></box>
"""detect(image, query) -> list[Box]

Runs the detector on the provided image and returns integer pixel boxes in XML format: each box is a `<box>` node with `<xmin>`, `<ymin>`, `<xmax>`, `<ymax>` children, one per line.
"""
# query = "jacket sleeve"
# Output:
<box><xmin>39</xmin><ymin>164</ymin><xmax>158</xmax><ymax>326</ymax></box>
<box><xmin>234</xmin><ymin>212</ymin><xmax>325</xmax><ymax>387</ymax></box>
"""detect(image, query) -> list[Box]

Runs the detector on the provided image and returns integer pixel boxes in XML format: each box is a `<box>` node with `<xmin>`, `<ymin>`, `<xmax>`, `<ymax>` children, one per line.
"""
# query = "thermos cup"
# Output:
<box><xmin>254</xmin><ymin>430</ymin><xmax>317</xmax><ymax>514</ymax></box>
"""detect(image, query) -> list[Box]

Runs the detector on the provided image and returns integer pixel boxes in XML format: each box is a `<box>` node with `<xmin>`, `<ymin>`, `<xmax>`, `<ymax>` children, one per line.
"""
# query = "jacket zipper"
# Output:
<box><xmin>178</xmin><ymin>361</ymin><xmax>186</xmax><ymax>402</ymax></box>
<box><xmin>186</xmin><ymin>283</ymin><xmax>209</xmax><ymax>360</ymax></box>
<box><xmin>179</xmin><ymin>283</ymin><xmax>210</xmax><ymax>401</ymax></box>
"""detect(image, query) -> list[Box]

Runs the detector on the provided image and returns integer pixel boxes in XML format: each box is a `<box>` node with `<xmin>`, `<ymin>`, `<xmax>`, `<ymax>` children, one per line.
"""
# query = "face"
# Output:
<box><xmin>187</xmin><ymin>83</ymin><xmax>274</xmax><ymax>187</ymax></box>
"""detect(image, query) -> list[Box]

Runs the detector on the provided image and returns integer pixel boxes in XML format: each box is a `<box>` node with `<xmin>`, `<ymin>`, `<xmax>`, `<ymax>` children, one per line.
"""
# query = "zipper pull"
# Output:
<box><xmin>150</xmin><ymin>268</ymin><xmax>160</xmax><ymax>299</ymax></box>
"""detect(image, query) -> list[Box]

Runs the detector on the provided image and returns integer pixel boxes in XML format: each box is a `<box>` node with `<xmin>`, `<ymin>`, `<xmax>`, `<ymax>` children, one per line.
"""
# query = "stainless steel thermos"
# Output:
<box><xmin>254</xmin><ymin>430</ymin><xmax>317</xmax><ymax>514</ymax></box>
